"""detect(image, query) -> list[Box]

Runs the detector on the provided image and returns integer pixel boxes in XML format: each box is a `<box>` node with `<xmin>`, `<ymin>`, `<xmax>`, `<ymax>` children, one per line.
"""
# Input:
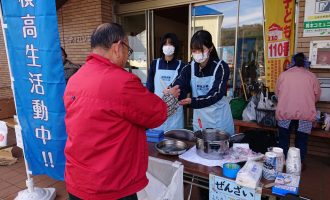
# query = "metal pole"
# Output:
<box><xmin>151</xmin><ymin>9</ymin><xmax>154</xmax><ymax>61</ymax></box>
<box><xmin>294</xmin><ymin>0</ymin><xmax>299</xmax><ymax>54</ymax></box>
<box><xmin>262</xmin><ymin>0</ymin><xmax>266</xmax><ymax>79</ymax></box>
<box><xmin>233</xmin><ymin>0</ymin><xmax>240</xmax><ymax>96</ymax></box>
<box><xmin>188</xmin><ymin>3</ymin><xmax>192</xmax><ymax>61</ymax></box>
<box><xmin>146</xmin><ymin>10</ymin><xmax>150</xmax><ymax>68</ymax></box>
<box><xmin>0</xmin><ymin>1</ymin><xmax>34</xmax><ymax>192</ymax></box>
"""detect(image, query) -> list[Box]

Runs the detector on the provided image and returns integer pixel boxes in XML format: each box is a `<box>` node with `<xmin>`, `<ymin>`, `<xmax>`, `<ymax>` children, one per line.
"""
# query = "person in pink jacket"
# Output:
<box><xmin>275</xmin><ymin>52</ymin><xmax>321</xmax><ymax>164</ymax></box>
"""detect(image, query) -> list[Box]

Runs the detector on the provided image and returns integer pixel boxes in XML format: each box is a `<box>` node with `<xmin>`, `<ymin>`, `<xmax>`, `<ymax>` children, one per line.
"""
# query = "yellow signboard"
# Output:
<box><xmin>264</xmin><ymin>0</ymin><xmax>295</xmax><ymax>91</ymax></box>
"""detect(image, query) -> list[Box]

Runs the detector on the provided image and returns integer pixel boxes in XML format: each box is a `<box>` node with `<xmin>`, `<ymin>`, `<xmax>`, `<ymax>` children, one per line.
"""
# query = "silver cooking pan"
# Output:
<box><xmin>164</xmin><ymin>128</ymin><xmax>245</xmax><ymax>160</ymax></box>
<box><xmin>194</xmin><ymin>129</ymin><xmax>245</xmax><ymax>160</ymax></box>
<box><xmin>155</xmin><ymin>139</ymin><xmax>188</xmax><ymax>155</ymax></box>
<box><xmin>164</xmin><ymin>129</ymin><xmax>195</xmax><ymax>141</ymax></box>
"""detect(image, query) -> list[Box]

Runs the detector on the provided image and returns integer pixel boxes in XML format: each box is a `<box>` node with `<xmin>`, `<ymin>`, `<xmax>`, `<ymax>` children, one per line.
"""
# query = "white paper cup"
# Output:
<box><xmin>272</xmin><ymin>147</ymin><xmax>284</xmax><ymax>172</ymax></box>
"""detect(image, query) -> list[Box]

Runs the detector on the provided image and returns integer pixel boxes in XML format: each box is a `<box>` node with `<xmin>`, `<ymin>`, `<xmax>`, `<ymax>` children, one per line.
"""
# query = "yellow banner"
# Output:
<box><xmin>264</xmin><ymin>0</ymin><xmax>295</xmax><ymax>91</ymax></box>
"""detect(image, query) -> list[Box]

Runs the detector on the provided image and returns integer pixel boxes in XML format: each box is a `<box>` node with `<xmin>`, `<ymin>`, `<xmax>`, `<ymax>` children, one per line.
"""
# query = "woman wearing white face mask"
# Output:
<box><xmin>171</xmin><ymin>30</ymin><xmax>234</xmax><ymax>135</ymax></box>
<box><xmin>146</xmin><ymin>33</ymin><xmax>186</xmax><ymax>131</ymax></box>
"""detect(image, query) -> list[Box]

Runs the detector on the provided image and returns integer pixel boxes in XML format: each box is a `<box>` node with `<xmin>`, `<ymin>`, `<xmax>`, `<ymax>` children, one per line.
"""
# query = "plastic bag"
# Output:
<box><xmin>242</xmin><ymin>100</ymin><xmax>256</xmax><ymax>121</ymax></box>
<box><xmin>137</xmin><ymin>157</ymin><xmax>183</xmax><ymax>200</ymax></box>
<box><xmin>236</xmin><ymin>161</ymin><xmax>263</xmax><ymax>189</ymax></box>
<box><xmin>230</xmin><ymin>98</ymin><xmax>248</xmax><ymax>120</ymax></box>
<box><xmin>257</xmin><ymin>89</ymin><xmax>275</xmax><ymax>110</ymax></box>
<box><xmin>257</xmin><ymin>92</ymin><xmax>266</xmax><ymax>109</ymax></box>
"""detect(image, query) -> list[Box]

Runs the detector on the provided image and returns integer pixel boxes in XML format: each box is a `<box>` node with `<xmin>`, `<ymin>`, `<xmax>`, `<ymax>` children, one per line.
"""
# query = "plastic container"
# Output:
<box><xmin>255</xmin><ymin>108</ymin><xmax>277</xmax><ymax>127</ymax></box>
<box><xmin>272</xmin><ymin>172</ymin><xmax>300</xmax><ymax>196</ymax></box>
<box><xmin>223</xmin><ymin>163</ymin><xmax>241</xmax><ymax>179</ymax></box>
<box><xmin>146</xmin><ymin>129</ymin><xmax>164</xmax><ymax>143</ymax></box>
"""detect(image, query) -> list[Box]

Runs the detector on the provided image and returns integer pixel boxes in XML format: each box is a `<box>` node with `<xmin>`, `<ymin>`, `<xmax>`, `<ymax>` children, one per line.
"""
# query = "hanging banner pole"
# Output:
<box><xmin>0</xmin><ymin>0</ymin><xmax>33</xmax><ymax>187</ymax></box>
<box><xmin>1</xmin><ymin>0</ymin><xmax>67</xmax><ymax>198</ymax></box>
<box><xmin>0</xmin><ymin>2</ymin><xmax>54</xmax><ymax>199</ymax></box>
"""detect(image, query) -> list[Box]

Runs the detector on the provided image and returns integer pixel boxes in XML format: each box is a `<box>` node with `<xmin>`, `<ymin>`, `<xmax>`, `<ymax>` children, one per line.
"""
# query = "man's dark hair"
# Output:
<box><xmin>293</xmin><ymin>52</ymin><xmax>305</xmax><ymax>67</ymax></box>
<box><xmin>91</xmin><ymin>23</ymin><xmax>126</xmax><ymax>49</ymax></box>
<box><xmin>159</xmin><ymin>33</ymin><xmax>180</xmax><ymax>58</ymax></box>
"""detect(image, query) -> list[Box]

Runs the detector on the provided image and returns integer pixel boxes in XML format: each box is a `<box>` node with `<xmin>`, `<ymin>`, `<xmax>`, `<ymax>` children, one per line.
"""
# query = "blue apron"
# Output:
<box><xmin>191</xmin><ymin>60</ymin><xmax>234</xmax><ymax>135</ymax></box>
<box><xmin>154</xmin><ymin>58</ymin><xmax>184</xmax><ymax>131</ymax></box>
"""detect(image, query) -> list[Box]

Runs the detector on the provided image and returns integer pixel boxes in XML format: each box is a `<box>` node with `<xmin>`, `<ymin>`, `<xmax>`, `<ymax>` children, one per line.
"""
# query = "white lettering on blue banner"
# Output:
<box><xmin>19</xmin><ymin>0</ymin><xmax>35</xmax><ymax>8</ymax></box>
<box><xmin>1</xmin><ymin>0</ymin><xmax>67</xmax><ymax>180</ymax></box>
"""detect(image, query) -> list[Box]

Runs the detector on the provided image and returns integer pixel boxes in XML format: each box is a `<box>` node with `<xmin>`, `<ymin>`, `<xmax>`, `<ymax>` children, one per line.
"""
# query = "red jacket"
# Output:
<box><xmin>64</xmin><ymin>54</ymin><xmax>167</xmax><ymax>200</ymax></box>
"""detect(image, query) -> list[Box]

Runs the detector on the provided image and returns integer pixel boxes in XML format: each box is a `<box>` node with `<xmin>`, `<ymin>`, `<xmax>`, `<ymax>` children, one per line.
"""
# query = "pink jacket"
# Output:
<box><xmin>275</xmin><ymin>67</ymin><xmax>321</xmax><ymax>121</ymax></box>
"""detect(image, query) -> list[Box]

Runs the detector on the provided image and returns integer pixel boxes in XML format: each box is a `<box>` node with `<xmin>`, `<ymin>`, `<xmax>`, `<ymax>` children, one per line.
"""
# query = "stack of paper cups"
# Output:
<box><xmin>272</xmin><ymin>147</ymin><xmax>284</xmax><ymax>172</ymax></box>
<box><xmin>286</xmin><ymin>147</ymin><xmax>301</xmax><ymax>176</ymax></box>
<box><xmin>263</xmin><ymin>152</ymin><xmax>277</xmax><ymax>180</ymax></box>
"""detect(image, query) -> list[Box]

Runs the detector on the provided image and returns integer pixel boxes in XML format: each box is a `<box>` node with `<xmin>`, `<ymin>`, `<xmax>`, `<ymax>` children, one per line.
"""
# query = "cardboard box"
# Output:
<box><xmin>272</xmin><ymin>172</ymin><xmax>300</xmax><ymax>196</ymax></box>
<box><xmin>0</xmin><ymin>98</ymin><xmax>16</xmax><ymax>120</ymax></box>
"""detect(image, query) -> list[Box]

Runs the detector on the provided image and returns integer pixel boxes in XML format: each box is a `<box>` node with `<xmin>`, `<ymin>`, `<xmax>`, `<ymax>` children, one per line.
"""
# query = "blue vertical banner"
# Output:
<box><xmin>1</xmin><ymin>0</ymin><xmax>67</xmax><ymax>180</ymax></box>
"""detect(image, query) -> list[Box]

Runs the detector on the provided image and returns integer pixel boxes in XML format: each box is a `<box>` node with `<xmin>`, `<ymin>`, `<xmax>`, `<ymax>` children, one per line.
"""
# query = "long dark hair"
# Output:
<box><xmin>159</xmin><ymin>33</ymin><xmax>180</xmax><ymax>58</ymax></box>
<box><xmin>190</xmin><ymin>30</ymin><xmax>219</xmax><ymax>61</ymax></box>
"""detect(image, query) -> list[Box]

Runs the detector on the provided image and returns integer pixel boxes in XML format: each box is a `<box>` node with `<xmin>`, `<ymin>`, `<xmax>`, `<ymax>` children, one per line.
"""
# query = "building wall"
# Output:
<box><xmin>297</xmin><ymin>0</ymin><xmax>330</xmax><ymax>113</ymax></box>
<box><xmin>296</xmin><ymin>0</ymin><xmax>330</xmax><ymax>158</ymax></box>
<box><xmin>57</xmin><ymin>0</ymin><xmax>113</xmax><ymax>64</ymax></box>
<box><xmin>296</xmin><ymin>0</ymin><xmax>330</xmax><ymax>55</ymax></box>
<box><xmin>0</xmin><ymin>23</ymin><xmax>13</xmax><ymax>99</ymax></box>
<box><xmin>193</xmin><ymin>16</ymin><xmax>221</xmax><ymax>50</ymax></box>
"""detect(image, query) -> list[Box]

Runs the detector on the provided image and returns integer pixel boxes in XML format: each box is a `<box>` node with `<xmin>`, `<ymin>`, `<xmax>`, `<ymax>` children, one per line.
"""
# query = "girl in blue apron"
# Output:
<box><xmin>146</xmin><ymin>33</ymin><xmax>186</xmax><ymax>131</ymax></box>
<box><xmin>171</xmin><ymin>30</ymin><xmax>234</xmax><ymax>135</ymax></box>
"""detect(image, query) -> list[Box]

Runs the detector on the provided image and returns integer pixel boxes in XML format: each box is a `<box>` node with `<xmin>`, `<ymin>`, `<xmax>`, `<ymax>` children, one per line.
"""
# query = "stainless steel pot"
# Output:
<box><xmin>194</xmin><ymin>129</ymin><xmax>244</xmax><ymax>160</ymax></box>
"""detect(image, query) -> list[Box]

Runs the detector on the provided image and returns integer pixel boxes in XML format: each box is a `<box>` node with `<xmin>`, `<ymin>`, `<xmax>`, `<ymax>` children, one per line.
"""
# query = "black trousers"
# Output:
<box><xmin>278</xmin><ymin>120</ymin><xmax>309</xmax><ymax>161</ymax></box>
<box><xmin>68</xmin><ymin>193</ymin><xmax>138</xmax><ymax>200</ymax></box>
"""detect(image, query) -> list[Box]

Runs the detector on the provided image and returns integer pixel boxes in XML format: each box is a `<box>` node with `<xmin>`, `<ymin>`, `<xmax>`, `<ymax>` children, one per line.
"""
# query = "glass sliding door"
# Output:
<box><xmin>191</xmin><ymin>1</ymin><xmax>239</xmax><ymax>95</ymax></box>
<box><xmin>118</xmin><ymin>12</ymin><xmax>150</xmax><ymax>85</ymax></box>
<box><xmin>191</xmin><ymin>0</ymin><xmax>265</xmax><ymax>98</ymax></box>
<box><xmin>153</xmin><ymin>6</ymin><xmax>189</xmax><ymax>62</ymax></box>
<box><xmin>235</xmin><ymin>0</ymin><xmax>264</xmax><ymax>98</ymax></box>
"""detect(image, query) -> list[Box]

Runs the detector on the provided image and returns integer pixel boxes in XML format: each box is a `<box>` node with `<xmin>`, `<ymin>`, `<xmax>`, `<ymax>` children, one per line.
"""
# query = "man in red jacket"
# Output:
<box><xmin>64</xmin><ymin>23</ymin><xmax>179</xmax><ymax>200</ymax></box>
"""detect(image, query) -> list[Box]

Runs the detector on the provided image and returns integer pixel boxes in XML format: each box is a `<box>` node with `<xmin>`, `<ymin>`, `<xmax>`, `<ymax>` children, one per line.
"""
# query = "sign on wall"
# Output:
<box><xmin>209</xmin><ymin>174</ymin><xmax>261</xmax><ymax>200</ymax></box>
<box><xmin>1</xmin><ymin>0</ymin><xmax>67</xmax><ymax>180</ymax></box>
<box><xmin>309</xmin><ymin>40</ymin><xmax>330</xmax><ymax>68</ymax></box>
<box><xmin>264</xmin><ymin>0</ymin><xmax>295</xmax><ymax>91</ymax></box>
<box><xmin>303</xmin><ymin>0</ymin><xmax>330</xmax><ymax>37</ymax></box>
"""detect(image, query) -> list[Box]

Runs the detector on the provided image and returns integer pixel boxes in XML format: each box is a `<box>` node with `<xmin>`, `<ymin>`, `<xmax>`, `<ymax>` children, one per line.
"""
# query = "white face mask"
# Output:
<box><xmin>192</xmin><ymin>50</ymin><xmax>209</xmax><ymax>63</ymax></box>
<box><xmin>162</xmin><ymin>45</ymin><xmax>175</xmax><ymax>56</ymax></box>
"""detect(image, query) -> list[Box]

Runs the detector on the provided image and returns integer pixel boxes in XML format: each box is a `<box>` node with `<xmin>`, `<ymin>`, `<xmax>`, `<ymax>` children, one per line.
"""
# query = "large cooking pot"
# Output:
<box><xmin>194</xmin><ymin>128</ymin><xmax>244</xmax><ymax>160</ymax></box>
